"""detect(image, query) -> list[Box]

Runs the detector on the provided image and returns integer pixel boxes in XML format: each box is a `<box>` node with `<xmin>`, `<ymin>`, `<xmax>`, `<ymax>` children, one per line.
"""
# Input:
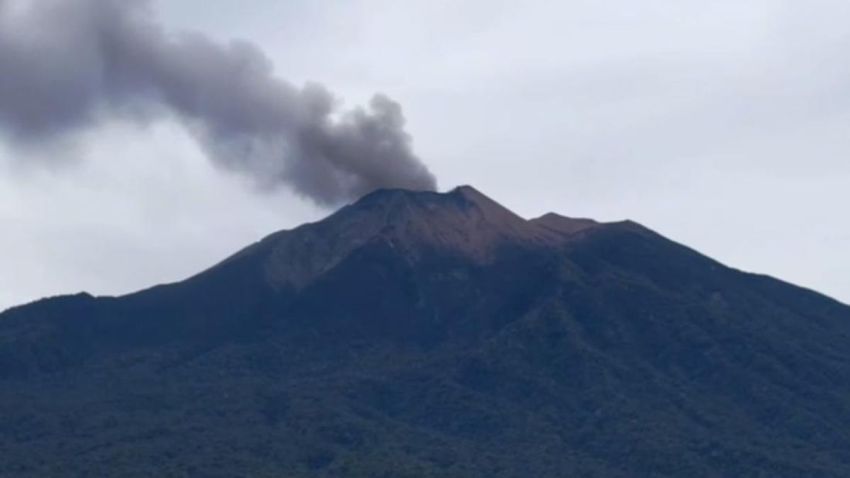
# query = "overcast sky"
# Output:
<box><xmin>1</xmin><ymin>0</ymin><xmax>848</xmax><ymax>311</ymax></box>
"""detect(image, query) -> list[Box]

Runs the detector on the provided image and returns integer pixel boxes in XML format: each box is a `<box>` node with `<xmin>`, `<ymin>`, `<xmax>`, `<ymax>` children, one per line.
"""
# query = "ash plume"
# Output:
<box><xmin>0</xmin><ymin>0</ymin><xmax>437</xmax><ymax>205</ymax></box>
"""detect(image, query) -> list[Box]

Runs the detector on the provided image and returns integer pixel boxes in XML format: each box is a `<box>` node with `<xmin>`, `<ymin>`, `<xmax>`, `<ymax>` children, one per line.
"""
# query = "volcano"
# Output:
<box><xmin>2</xmin><ymin>186</ymin><xmax>850</xmax><ymax>477</ymax></box>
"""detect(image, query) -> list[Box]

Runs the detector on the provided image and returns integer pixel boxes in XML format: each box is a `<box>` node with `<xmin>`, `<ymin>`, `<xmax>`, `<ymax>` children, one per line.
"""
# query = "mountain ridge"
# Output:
<box><xmin>2</xmin><ymin>186</ymin><xmax>850</xmax><ymax>477</ymax></box>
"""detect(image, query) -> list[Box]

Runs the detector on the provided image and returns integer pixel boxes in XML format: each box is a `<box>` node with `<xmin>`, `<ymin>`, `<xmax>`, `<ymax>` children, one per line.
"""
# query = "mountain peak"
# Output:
<box><xmin>351</xmin><ymin>184</ymin><xmax>501</xmax><ymax>213</ymax></box>
<box><xmin>186</xmin><ymin>185</ymin><xmax>614</xmax><ymax>296</ymax></box>
<box><xmin>449</xmin><ymin>184</ymin><xmax>488</xmax><ymax>202</ymax></box>
<box><xmin>203</xmin><ymin>186</ymin><xmax>594</xmax><ymax>292</ymax></box>
<box><xmin>330</xmin><ymin>184</ymin><xmax>528</xmax><ymax>240</ymax></box>
<box><xmin>336</xmin><ymin>185</ymin><xmax>532</xmax><ymax>257</ymax></box>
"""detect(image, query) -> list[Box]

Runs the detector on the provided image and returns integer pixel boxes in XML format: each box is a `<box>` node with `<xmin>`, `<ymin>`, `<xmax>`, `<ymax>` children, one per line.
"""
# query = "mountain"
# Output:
<box><xmin>2</xmin><ymin>186</ymin><xmax>850</xmax><ymax>477</ymax></box>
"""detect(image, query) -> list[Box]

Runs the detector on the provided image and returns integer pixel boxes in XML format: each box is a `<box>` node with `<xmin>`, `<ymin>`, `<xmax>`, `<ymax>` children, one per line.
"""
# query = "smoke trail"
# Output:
<box><xmin>0</xmin><ymin>0</ymin><xmax>437</xmax><ymax>205</ymax></box>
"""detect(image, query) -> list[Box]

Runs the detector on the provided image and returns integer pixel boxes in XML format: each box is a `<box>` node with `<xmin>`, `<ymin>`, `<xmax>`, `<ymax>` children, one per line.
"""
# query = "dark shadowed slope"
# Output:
<box><xmin>2</xmin><ymin>186</ymin><xmax>850</xmax><ymax>477</ymax></box>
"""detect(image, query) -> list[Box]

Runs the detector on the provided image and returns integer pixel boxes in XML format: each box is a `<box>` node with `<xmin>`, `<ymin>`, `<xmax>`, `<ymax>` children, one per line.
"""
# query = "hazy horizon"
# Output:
<box><xmin>2</xmin><ymin>0</ymin><xmax>849</xmax><ymax>310</ymax></box>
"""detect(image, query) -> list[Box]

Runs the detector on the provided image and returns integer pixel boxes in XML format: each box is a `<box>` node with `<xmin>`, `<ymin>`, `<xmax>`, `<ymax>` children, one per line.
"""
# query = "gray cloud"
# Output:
<box><xmin>2</xmin><ymin>0</ymin><xmax>850</xmax><ymax>311</ymax></box>
<box><xmin>0</xmin><ymin>0</ymin><xmax>436</xmax><ymax>205</ymax></box>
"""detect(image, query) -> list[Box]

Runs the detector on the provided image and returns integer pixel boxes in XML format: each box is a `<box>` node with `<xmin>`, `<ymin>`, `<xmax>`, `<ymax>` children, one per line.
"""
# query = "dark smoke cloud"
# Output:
<box><xmin>0</xmin><ymin>0</ymin><xmax>437</xmax><ymax>205</ymax></box>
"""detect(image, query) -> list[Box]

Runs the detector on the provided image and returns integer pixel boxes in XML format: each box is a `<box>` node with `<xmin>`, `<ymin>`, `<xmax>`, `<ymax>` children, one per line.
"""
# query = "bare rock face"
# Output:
<box><xmin>2</xmin><ymin>186</ymin><xmax>850</xmax><ymax>477</ymax></box>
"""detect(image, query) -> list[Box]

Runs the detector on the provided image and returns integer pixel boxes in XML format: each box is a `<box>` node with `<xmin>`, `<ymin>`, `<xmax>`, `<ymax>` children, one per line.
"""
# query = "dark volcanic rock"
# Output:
<box><xmin>2</xmin><ymin>186</ymin><xmax>850</xmax><ymax>477</ymax></box>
